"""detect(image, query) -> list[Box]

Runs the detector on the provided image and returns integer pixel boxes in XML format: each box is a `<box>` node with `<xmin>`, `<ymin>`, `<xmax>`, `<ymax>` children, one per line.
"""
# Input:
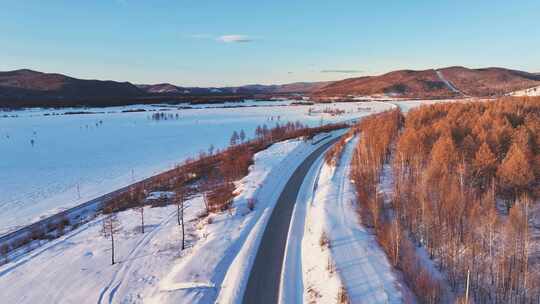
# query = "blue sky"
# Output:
<box><xmin>1</xmin><ymin>0</ymin><xmax>539</xmax><ymax>86</ymax></box>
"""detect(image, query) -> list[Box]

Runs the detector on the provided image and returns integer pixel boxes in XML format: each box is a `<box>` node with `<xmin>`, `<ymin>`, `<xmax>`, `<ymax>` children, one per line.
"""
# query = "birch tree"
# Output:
<box><xmin>174</xmin><ymin>188</ymin><xmax>187</xmax><ymax>250</ymax></box>
<box><xmin>101</xmin><ymin>214</ymin><xmax>122</xmax><ymax>265</ymax></box>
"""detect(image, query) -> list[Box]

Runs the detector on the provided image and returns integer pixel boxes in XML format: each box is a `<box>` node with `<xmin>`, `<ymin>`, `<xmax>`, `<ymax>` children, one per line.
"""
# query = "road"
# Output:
<box><xmin>436</xmin><ymin>70</ymin><xmax>465</xmax><ymax>96</ymax></box>
<box><xmin>242</xmin><ymin>137</ymin><xmax>340</xmax><ymax>304</ymax></box>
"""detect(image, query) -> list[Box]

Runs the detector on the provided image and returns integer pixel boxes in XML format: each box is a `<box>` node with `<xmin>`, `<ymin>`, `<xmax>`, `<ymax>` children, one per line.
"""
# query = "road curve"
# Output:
<box><xmin>242</xmin><ymin>137</ymin><xmax>340</xmax><ymax>304</ymax></box>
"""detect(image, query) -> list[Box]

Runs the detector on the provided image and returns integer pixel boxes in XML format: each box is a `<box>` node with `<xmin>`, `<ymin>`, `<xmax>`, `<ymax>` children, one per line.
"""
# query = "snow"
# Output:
<box><xmin>509</xmin><ymin>85</ymin><xmax>540</xmax><ymax>96</ymax></box>
<box><xmin>0</xmin><ymin>203</ymin><xmax>199</xmax><ymax>304</ymax></box>
<box><xmin>281</xmin><ymin>135</ymin><xmax>408</xmax><ymax>303</ymax></box>
<box><xmin>0</xmin><ymin>101</ymin><xmax>395</xmax><ymax>235</ymax></box>
<box><xmin>0</xmin><ymin>132</ymin><xmax>345</xmax><ymax>304</ymax></box>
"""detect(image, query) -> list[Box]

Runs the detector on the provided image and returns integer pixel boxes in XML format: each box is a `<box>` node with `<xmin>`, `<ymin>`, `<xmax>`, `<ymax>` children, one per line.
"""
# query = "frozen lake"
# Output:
<box><xmin>0</xmin><ymin>100</ymin><xmax>395</xmax><ymax>235</ymax></box>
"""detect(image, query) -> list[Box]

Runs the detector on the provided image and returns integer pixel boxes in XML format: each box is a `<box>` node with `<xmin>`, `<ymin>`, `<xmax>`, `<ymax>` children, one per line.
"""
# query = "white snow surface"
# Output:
<box><xmin>0</xmin><ymin>130</ymin><xmax>344</xmax><ymax>304</ymax></box>
<box><xmin>0</xmin><ymin>203</ymin><xmax>199</xmax><ymax>304</ymax></box>
<box><xmin>0</xmin><ymin>101</ymin><xmax>395</xmax><ymax>235</ymax></box>
<box><xmin>283</xmin><ymin>136</ymin><xmax>408</xmax><ymax>303</ymax></box>
<box><xmin>510</xmin><ymin>85</ymin><xmax>540</xmax><ymax>96</ymax></box>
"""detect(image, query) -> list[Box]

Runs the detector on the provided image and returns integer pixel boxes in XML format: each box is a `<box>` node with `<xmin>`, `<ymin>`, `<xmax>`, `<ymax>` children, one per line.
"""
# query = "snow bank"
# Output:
<box><xmin>281</xmin><ymin>146</ymin><xmax>343</xmax><ymax>303</ymax></box>
<box><xmin>281</xmin><ymin>136</ymin><xmax>409</xmax><ymax>303</ymax></box>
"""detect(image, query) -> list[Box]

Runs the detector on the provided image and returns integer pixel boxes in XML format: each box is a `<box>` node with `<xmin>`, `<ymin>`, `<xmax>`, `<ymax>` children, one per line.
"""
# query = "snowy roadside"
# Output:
<box><xmin>282</xmin><ymin>135</ymin><xmax>411</xmax><ymax>303</ymax></box>
<box><xmin>213</xmin><ymin>130</ymin><xmax>345</xmax><ymax>304</ymax></box>
<box><xmin>280</xmin><ymin>142</ymin><xmax>343</xmax><ymax>303</ymax></box>
<box><xmin>0</xmin><ymin>130</ymin><xmax>344</xmax><ymax>304</ymax></box>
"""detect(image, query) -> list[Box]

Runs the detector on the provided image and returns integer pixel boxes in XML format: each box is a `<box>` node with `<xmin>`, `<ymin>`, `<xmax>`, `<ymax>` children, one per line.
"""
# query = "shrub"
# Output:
<box><xmin>320</xmin><ymin>231</ymin><xmax>330</xmax><ymax>249</ymax></box>
<box><xmin>337</xmin><ymin>286</ymin><xmax>350</xmax><ymax>304</ymax></box>
<box><xmin>247</xmin><ymin>198</ymin><xmax>257</xmax><ymax>211</ymax></box>
<box><xmin>0</xmin><ymin>244</ymin><xmax>9</xmax><ymax>264</ymax></box>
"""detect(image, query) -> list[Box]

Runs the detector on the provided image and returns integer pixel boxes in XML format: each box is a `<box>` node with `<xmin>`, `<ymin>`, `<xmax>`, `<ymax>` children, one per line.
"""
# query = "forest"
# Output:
<box><xmin>350</xmin><ymin>97</ymin><xmax>540</xmax><ymax>303</ymax></box>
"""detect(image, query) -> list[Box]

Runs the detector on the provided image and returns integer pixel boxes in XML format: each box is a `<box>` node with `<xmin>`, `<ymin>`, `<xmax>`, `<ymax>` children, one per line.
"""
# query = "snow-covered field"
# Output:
<box><xmin>0</xmin><ymin>101</ymin><xmax>394</xmax><ymax>235</ymax></box>
<box><xmin>0</xmin><ymin>132</ymin><xmax>343</xmax><ymax>304</ymax></box>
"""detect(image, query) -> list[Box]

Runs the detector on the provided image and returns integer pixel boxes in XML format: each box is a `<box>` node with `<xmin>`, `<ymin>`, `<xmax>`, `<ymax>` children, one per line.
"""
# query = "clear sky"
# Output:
<box><xmin>1</xmin><ymin>0</ymin><xmax>539</xmax><ymax>86</ymax></box>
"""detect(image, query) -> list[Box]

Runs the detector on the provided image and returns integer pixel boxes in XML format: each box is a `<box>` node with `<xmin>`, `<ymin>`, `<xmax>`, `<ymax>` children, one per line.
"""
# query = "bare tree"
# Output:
<box><xmin>101</xmin><ymin>214</ymin><xmax>122</xmax><ymax>265</ymax></box>
<box><xmin>337</xmin><ymin>286</ymin><xmax>350</xmax><ymax>304</ymax></box>
<box><xmin>135</xmin><ymin>204</ymin><xmax>145</xmax><ymax>234</ymax></box>
<box><xmin>239</xmin><ymin>129</ymin><xmax>246</xmax><ymax>143</ymax></box>
<box><xmin>130</xmin><ymin>187</ymin><xmax>145</xmax><ymax>234</ymax></box>
<box><xmin>255</xmin><ymin>125</ymin><xmax>263</xmax><ymax>139</ymax></box>
<box><xmin>174</xmin><ymin>188</ymin><xmax>187</xmax><ymax>250</ymax></box>
<box><xmin>230</xmin><ymin>131</ymin><xmax>239</xmax><ymax>146</ymax></box>
<box><xmin>200</xmin><ymin>178</ymin><xmax>215</xmax><ymax>214</ymax></box>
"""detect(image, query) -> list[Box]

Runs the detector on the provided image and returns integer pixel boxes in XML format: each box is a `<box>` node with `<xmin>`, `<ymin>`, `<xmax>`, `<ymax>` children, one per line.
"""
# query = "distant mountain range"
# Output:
<box><xmin>312</xmin><ymin>66</ymin><xmax>540</xmax><ymax>98</ymax></box>
<box><xmin>0</xmin><ymin>69</ymin><xmax>144</xmax><ymax>107</ymax></box>
<box><xmin>0</xmin><ymin>69</ymin><xmax>329</xmax><ymax>107</ymax></box>
<box><xmin>136</xmin><ymin>81</ymin><xmax>331</xmax><ymax>95</ymax></box>
<box><xmin>1</xmin><ymin>67</ymin><xmax>539</xmax><ymax>108</ymax></box>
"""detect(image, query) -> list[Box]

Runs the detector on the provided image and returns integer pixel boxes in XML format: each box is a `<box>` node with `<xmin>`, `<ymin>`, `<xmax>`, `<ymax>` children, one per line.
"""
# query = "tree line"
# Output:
<box><xmin>392</xmin><ymin>97</ymin><xmax>540</xmax><ymax>303</ymax></box>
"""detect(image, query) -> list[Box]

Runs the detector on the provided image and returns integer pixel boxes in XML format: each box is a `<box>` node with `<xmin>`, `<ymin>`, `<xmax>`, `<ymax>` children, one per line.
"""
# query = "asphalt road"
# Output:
<box><xmin>243</xmin><ymin>137</ymin><xmax>340</xmax><ymax>304</ymax></box>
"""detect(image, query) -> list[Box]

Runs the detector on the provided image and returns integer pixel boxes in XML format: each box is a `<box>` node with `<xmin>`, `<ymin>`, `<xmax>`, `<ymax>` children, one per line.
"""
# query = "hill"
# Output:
<box><xmin>136</xmin><ymin>83</ymin><xmax>185</xmax><ymax>94</ymax></box>
<box><xmin>439</xmin><ymin>66</ymin><xmax>540</xmax><ymax>96</ymax></box>
<box><xmin>312</xmin><ymin>66</ymin><xmax>540</xmax><ymax>98</ymax></box>
<box><xmin>3</xmin><ymin>67</ymin><xmax>540</xmax><ymax>107</ymax></box>
<box><xmin>0</xmin><ymin>69</ymin><xmax>145</xmax><ymax>107</ymax></box>
<box><xmin>237</xmin><ymin>81</ymin><xmax>331</xmax><ymax>94</ymax></box>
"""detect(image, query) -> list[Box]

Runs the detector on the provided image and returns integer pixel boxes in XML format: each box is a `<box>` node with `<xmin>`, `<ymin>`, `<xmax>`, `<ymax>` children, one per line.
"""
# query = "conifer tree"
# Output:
<box><xmin>230</xmin><ymin>131</ymin><xmax>239</xmax><ymax>146</ymax></box>
<box><xmin>497</xmin><ymin>144</ymin><xmax>534</xmax><ymax>199</ymax></box>
<box><xmin>473</xmin><ymin>142</ymin><xmax>498</xmax><ymax>188</ymax></box>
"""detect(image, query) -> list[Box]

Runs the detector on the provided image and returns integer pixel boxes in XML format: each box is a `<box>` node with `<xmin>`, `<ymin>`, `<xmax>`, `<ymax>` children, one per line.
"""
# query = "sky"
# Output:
<box><xmin>1</xmin><ymin>0</ymin><xmax>539</xmax><ymax>86</ymax></box>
